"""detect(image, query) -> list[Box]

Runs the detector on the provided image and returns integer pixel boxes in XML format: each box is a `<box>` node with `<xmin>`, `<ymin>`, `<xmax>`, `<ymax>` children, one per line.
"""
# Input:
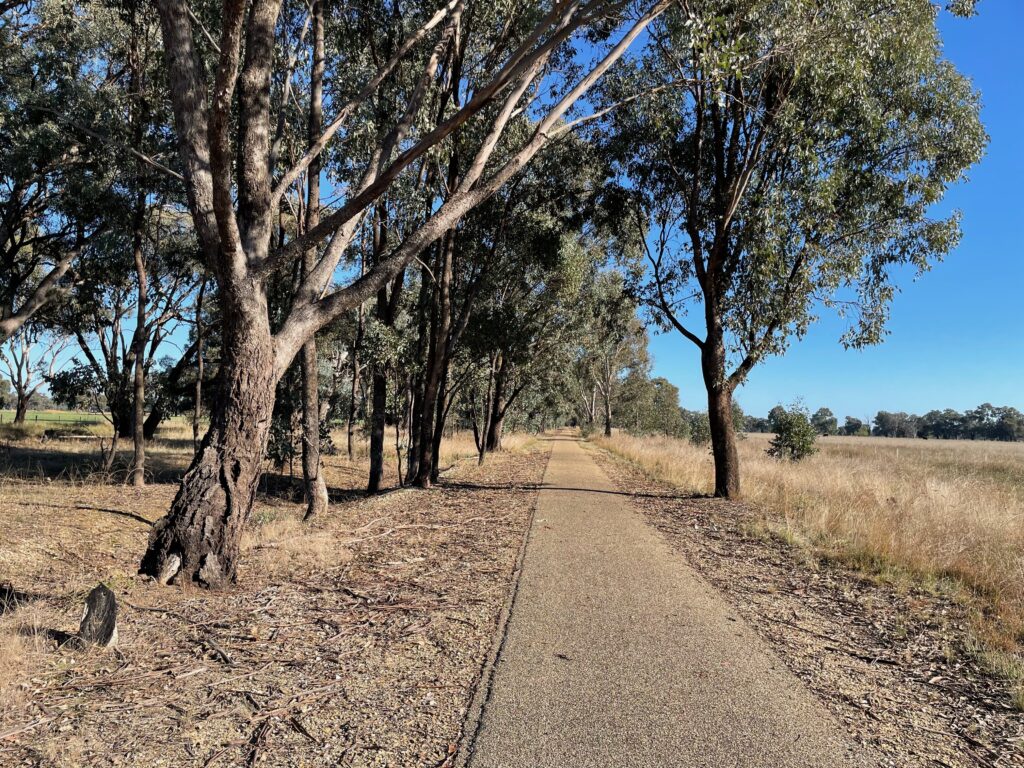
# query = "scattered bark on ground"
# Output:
<box><xmin>0</xmin><ymin>445</ymin><xmax>547</xmax><ymax>767</ymax></box>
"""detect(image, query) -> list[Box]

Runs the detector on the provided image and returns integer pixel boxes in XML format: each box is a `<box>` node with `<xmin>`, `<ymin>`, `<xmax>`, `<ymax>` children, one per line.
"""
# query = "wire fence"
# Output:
<box><xmin>0</xmin><ymin>412</ymin><xmax>103</xmax><ymax>427</ymax></box>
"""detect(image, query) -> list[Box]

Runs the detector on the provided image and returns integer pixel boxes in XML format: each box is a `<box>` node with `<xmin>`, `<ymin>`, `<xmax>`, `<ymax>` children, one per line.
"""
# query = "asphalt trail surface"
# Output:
<box><xmin>466</xmin><ymin>435</ymin><xmax>875</xmax><ymax>768</ymax></box>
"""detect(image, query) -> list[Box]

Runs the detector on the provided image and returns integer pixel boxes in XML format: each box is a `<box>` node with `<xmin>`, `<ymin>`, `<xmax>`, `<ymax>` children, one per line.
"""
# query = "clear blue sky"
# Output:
<box><xmin>649</xmin><ymin>0</ymin><xmax>1024</xmax><ymax>420</ymax></box>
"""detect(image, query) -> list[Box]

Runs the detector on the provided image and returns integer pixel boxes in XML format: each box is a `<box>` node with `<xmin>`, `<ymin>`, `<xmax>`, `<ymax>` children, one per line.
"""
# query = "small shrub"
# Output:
<box><xmin>768</xmin><ymin>405</ymin><xmax>818</xmax><ymax>461</ymax></box>
<box><xmin>688</xmin><ymin>412</ymin><xmax>711</xmax><ymax>446</ymax></box>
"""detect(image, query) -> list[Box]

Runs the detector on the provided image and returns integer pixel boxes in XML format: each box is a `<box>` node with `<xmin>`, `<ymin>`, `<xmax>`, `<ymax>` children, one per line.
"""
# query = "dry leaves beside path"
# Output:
<box><xmin>588</xmin><ymin>443</ymin><xmax>1024</xmax><ymax>768</ymax></box>
<box><xmin>0</xmin><ymin>446</ymin><xmax>548</xmax><ymax>767</ymax></box>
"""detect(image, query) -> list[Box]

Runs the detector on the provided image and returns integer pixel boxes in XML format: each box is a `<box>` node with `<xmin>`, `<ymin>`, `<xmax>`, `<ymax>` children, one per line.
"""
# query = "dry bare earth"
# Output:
<box><xmin>0</xmin><ymin>432</ymin><xmax>548</xmax><ymax>767</ymax></box>
<box><xmin>588</xmin><ymin>439</ymin><xmax>1024</xmax><ymax>767</ymax></box>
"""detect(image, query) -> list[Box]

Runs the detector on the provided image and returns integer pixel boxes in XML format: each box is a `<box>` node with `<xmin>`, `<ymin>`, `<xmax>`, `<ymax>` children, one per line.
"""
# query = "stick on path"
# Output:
<box><xmin>465</xmin><ymin>434</ymin><xmax>875</xmax><ymax>767</ymax></box>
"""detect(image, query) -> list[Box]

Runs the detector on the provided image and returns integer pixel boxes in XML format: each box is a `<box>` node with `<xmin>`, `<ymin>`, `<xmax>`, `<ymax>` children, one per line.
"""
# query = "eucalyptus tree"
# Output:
<box><xmin>468</xmin><ymin>225</ymin><xmax>595</xmax><ymax>454</ymax></box>
<box><xmin>139</xmin><ymin>0</ymin><xmax>670</xmax><ymax>585</ymax></box>
<box><xmin>605</xmin><ymin>0</ymin><xmax>985</xmax><ymax>497</ymax></box>
<box><xmin>0</xmin><ymin>0</ymin><xmax>115</xmax><ymax>342</ymax></box>
<box><xmin>0</xmin><ymin>324</ymin><xmax>68</xmax><ymax>423</ymax></box>
<box><xmin>50</xmin><ymin>220</ymin><xmax>199</xmax><ymax>459</ymax></box>
<box><xmin>401</xmin><ymin>123</ymin><xmax>604</xmax><ymax>486</ymax></box>
<box><xmin>578</xmin><ymin>270</ymin><xmax>647</xmax><ymax>436</ymax></box>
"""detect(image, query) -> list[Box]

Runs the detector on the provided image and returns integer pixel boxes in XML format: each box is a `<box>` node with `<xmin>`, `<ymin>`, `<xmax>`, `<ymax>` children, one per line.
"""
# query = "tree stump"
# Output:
<box><xmin>75</xmin><ymin>584</ymin><xmax>118</xmax><ymax>648</ymax></box>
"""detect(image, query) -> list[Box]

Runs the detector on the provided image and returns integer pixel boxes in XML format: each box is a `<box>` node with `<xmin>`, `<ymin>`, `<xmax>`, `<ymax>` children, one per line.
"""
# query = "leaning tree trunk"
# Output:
<box><xmin>140</xmin><ymin>301</ymin><xmax>277</xmax><ymax>588</ymax></box>
<box><xmin>702</xmin><ymin>337</ymin><xmax>740</xmax><ymax>499</ymax></box>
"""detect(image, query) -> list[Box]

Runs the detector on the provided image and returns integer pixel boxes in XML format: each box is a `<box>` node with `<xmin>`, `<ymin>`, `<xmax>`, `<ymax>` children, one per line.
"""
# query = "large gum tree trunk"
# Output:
<box><xmin>140</xmin><ymin>302</ymin><xmax>277</xmax><ymax>587</ymax></box>
<box><xmin>702</xmin><ymin>338</ymin><xmax>740</xmax><ymax>499</ymax></box>
<box><xmin>13</xmin><ymin>392</ymin><xmax>28</xmax><ymax>424</ymax></box>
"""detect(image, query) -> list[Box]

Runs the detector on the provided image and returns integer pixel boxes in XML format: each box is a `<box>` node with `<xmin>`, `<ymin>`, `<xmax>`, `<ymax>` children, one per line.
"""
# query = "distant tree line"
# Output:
<box><xmin>873</xmin><ymin>405</ymin><xmax>1024</xmax><ymax>441</ymax></box>
<box><xmin>742</xmin><ymin>404</ymin><xmax>1024</xmax><ymax>442</ymax></box>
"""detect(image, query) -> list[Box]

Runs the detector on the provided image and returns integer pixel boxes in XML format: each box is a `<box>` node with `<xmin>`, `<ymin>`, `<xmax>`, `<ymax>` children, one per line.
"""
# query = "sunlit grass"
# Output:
<box><xmin>593</xmin><ymin>431</ymin><xmax>1024</xmax><ymax>704</ymax></box>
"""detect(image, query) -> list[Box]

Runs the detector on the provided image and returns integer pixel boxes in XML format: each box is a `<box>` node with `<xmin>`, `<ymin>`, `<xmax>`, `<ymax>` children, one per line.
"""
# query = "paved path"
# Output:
<box><xmin>465</xmin><ymin>435</ymin><xmax>875</xmax><ymax>768</ymax></box>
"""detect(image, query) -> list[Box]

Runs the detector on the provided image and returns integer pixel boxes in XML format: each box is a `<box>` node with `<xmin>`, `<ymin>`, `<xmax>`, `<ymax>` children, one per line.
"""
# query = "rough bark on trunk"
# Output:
<box><xmin>193</xmin><ymin>281</ymin><xmax>206</xmax><ymax>454</ymax></box>
<box><xmin>140</xmin><ymin>301</ymin><xmax>276</xmax><ymax>588</ymax></box>
<box><xmin>112</xmin><ymin>398</ymin><xmax>133</xmax><ymax>440</ymax></box>
<box><xmin>142</xmin><ymin>406</ymin><xmax>163</xmax><ymax>440</ymax></box>
<box><xmin>703</xmin><ymin>338</ymin><xmax>740</xmax><ymax>498</ymax></box>
<box><xmin>13</xmin><ymin>394</ymin><xmax>27</xmax><ymax>424</ymax></box>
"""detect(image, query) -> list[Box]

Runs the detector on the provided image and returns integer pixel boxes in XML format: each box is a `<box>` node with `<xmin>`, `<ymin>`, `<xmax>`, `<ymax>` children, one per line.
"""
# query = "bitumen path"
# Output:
<box><xmin>464</xmin><ymin>434</ymin><xmax>877</xmax><ymax>768</ymax></box>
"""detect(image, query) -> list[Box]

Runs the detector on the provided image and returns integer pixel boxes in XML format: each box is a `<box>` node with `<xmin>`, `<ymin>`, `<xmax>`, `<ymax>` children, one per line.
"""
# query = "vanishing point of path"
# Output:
<box><xmin>464</xmin><ymin>434</ymin><xmax>876</xmax><ymax>767</ymax></box>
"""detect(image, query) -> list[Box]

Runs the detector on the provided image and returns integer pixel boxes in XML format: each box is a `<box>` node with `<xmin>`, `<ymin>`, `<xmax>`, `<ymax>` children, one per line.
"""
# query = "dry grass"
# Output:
<box><xmin>0</xmin><ymin>427</ymin><xmax>549</xmax><ymax>765</ymax></box>
<box><xmin>593</xmin><ymin>431</ymin><xmax>1024</xmax><ymax>699</ymax></box>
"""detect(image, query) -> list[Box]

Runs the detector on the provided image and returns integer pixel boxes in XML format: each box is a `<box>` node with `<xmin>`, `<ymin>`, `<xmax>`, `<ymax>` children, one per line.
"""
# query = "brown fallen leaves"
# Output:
<box><xmin>0</xmin><ymin>444</ymin><xmax>548</xmax><ymax>767</ymax></box>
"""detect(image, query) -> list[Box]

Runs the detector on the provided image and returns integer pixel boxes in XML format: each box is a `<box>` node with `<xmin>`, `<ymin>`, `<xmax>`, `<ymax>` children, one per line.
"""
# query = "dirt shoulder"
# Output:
<box><xmin>0</xmin><ymin>446</ymin><xmax>549</xmax><ymax>767</ymax></box>
<box><xmin>587</xmin><ymin>442</ymin><xmax>1024</xmax><ymax>768</ymax></box>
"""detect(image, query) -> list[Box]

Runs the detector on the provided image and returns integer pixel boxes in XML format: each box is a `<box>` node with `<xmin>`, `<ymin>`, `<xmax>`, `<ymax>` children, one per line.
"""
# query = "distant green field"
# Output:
<box><xmin>0</xmin><ymin>410</ymin><xmax>105</xmax><ymax>425</ymax></box>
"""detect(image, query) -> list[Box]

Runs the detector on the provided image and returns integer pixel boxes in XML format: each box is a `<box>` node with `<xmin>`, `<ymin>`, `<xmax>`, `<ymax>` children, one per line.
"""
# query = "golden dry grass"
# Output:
<box><xmin>593</xmin><ymin>431</ymin><xmax>1024</xmax><ymax>698</ymax></box>
<box><xmin>0</xmin><ymin>427</ymin><xmax>547</xmax><ymax>763</ymax></box>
